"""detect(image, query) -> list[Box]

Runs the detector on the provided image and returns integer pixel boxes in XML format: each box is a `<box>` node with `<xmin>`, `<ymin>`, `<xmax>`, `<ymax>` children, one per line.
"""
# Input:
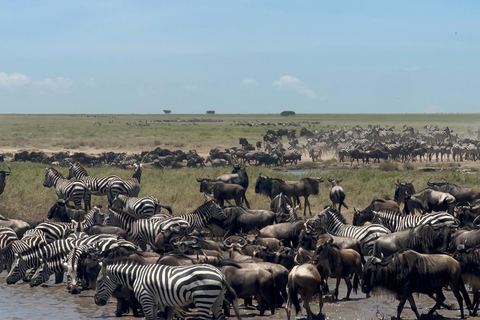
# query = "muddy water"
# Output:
<box><xmin>0</xmin><ymin>271</ymin><xmax>468</xmax><ymax>320</ymax></box>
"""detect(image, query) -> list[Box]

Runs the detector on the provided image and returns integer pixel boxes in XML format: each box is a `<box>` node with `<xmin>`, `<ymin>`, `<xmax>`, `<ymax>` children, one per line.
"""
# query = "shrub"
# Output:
<box><xmin>403</xmin><ymin>163</ymin><xmax>414</xmax><ymax>171</ymax></box>
<box><xmin>280</xmin><ymin>110</ymin><xmax>296</xmax><ymax>117</ymax></box>
<box><xmin>379</xmin><ymin>161</ymin><xmax>399</xmax><ymax>172</ymax></box>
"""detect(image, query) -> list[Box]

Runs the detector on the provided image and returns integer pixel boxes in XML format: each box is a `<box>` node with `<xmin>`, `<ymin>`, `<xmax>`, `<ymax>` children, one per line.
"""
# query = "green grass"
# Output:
<box><xmin>1</xmin><ymin>113</ymin><xmax>480</xmax><ymax>224</ymax></box>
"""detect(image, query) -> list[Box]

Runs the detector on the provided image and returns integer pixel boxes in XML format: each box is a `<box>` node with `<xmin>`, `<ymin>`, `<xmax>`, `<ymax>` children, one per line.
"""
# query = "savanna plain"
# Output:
<box><xmin>1</xmin><ymin>113</ymin><xmax>480</xmax><ymax>320</ymax></box>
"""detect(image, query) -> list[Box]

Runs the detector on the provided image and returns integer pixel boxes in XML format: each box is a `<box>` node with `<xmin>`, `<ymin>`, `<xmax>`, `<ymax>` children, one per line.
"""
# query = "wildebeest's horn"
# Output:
<box><xmin>473</xmin><ymin>215</ymin><xmax>480</xmax><ymax>227</ymax></box>
<box><xmin>196</xmin><ymin>178</ymin><xmax>204</xmax><ymax>182</ymax></box>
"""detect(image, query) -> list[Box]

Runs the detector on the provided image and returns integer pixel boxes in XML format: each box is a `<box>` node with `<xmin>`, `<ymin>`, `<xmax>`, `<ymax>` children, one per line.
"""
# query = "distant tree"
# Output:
<box><xmin>206</xmin><ymin>110</ymin><xmax>215</xmax><ymax>114</ymax></box>
<box><xmin>280</xmin><ymin>110</ymin><xmax>296</xmax><ymax>117</ymax></box>
<box><xmin>163</xmin><ymin>110</ymin><xmax>172</xmax><ymax>114</ymax></box>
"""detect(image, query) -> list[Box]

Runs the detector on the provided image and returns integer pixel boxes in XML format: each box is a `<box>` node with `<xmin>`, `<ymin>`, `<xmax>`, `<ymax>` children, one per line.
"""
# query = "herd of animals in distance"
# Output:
<box><xmin>2</xmin><ymin>121</ymin><xmax>480</xmax><ymax>320</ymax></box>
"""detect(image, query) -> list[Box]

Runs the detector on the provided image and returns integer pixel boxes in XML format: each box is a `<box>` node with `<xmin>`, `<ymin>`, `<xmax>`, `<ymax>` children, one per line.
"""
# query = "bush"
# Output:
<box><xmin>379</xmin><ymin>161</ymin><xmax>399</xmax><ymax>172</ymax></box>
<box><xmin>206</xmin><ymin>110</ymin><xmax>215</xmax><ymax>114</ymax></box>
<box><xmin>403</xmin><ymin>163</ymin><xmax>414</xmax><ymax>171</ymax></box>
<box><xmin>163</xmin><ymin>110</ymin><xmax>172</xmax><ymax>114</ymax></box>
<box><xmin>280</xmin><ymin>111</ymin><xmax>296</xmax><ymax>117</ymax></box>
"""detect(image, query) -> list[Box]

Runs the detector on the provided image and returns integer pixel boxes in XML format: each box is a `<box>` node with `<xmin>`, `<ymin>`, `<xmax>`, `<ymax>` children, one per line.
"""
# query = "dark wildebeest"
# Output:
<box><xmin>352</xmin><ymin>199</ymin><xmax>401</xmax><ymax>226</ymax></box>
<box><xmin>0</xmin><ymin>215</ymin><xmax>30</xmax><ymax>239</ymax></box>
<box><xmin>286</xmin><ymin>263</ymin><xmax>324</xmax><ymax>320</ymax></box>
<box><xmin>454</xmin><ymin>245</ymin><xmax>480</xmax><ymax>316</ymax></box>
<box><xmin>427</xmin><ymin>180</ymin><xmax>480</xmax><ymax>206</ymax></box>
<box><xmin>449</xmin><ymin>229</ymin><xmax>480</xmax><ymax>252</ymax></box>
<box><xmin>216</xmin><ymin>165</ymin><xmax>249</xmax><ymax>191</ymax></box>
<box><xmin>0</xmin><ymin>165</ymin><xmax>11</xmax><ymax>195</ymax></box>
<box><xmin>362</xmin><ymin>249</ymin><xmax>471</xmax><ymax>320</ymax></box>
<box><xmin>313</xmin><ymin>234</ymin><xmax>362</xmax><ymax>300</ymax></box>
<box><xmin>404</xmin><ymin>188</ymin><xmax>456</xmax><ymax>216</ymax></box>
<box><xmin>197</xmin><ymin>178</ymin><xmax>250</xmax><ymax>208</ymax></box>
<box><xmin>47</xmin><ymin>199</ymin><xmax>87</xmax><ymax>222</ymax></box>
<box><xmin>259</xmin><ymin>218</ymin><xmax>305</xmax><ymax>248</ymax></box>
<box><xmin>222</xmin><ymin>206</ymin><xmax>276</xmax><ymax>235</ymax></box>
<box><xmin>373</xmin><ymin>223</ymin><xmax>452</xmax><ymax>258</ymax></box>
<box><xmin>328</xmin><ymin>178</ymin><xmax>348</xmax><ymax>214</ymax></box>
<box><xmin>255</xmin><ymin>174</ymin><xmax>323</xmax><ymax>216</ymax></box>
<box><xmin>393</xmin><ymin>180</ymin><xmax>416</xmax><ymax>207</ymax></box>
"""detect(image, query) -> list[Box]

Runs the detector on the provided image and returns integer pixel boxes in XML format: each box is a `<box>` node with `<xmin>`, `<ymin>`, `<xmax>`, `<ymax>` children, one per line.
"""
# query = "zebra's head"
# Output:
<box><xmin>209</xmin><ymin>200</ymin><xmax>226</xmax><ymax>220</ymax></box>
<box><xmin>29</xmin><ymin>258</ymin><xmax>49</xmax><ymax>287</ymax></box>
<box><xmin>64</xmin><ymin>248</ymin><xmax>81</xmax><ymax>294</ymax></box>
<box><xmin>94</xmin><ymin>261</ymin><xmax>116</xmax><ymax>306</ymax></box>
<box><xmin>43</xmin><ymin>167</ymin><xmax>60</xmax><ymax>188</ymax></box>
<box><xmin>6</xmin><ymin>253</ymin><xmax>27</xmax><ymax>284</ymax></box>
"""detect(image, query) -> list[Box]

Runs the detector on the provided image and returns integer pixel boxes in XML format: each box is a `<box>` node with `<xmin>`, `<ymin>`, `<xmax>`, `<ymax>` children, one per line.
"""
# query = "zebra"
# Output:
<box><xmin>63</xmin><ymin>238</ymin><xmax>137</xmax><ymax>293</ymax></box>
<box><xmin>44</xmin><ymin>167</ymin><xmax>91</xmax><ymax>210</ymax></box>
<box><xmin>34</xmin><ymin>221</ymin><xmax>80</xmax><ymax>243</ymax></box>
<box><xmin>29</xmin><ymin>255</ymin><xmax>66</xmax><ymax>287</ymax></box>
<box><xmin>0</xmin><ymin>229</ymin><xmax>47</xmax><ymax>272</ymax></box>
<box><xmin>177</xmin><ymin>199</ymin><xmax>225</xmax><ymax>234</ymax></box>
<box><xmin>107</xmin><ymin>163</ymin><xmax>143</xmax><ymax>206</ymax></box>
<box><xmin>112</xmin><ymin>194</ymin><xmax>172</xmax><ymax>219</ymax></box>
<box><xmin>6</xmin><ymin>234</ymin><xmax>119</xmax><ymax>284</ymax></box>
<box><xmin>106</xmin><ymin>208</ymin><xmax>189</xmax><ymax>251</ymax></box>
<box><xmin>66</xmin><ymin>160</ymin><xmax>119</xmax><ymax>198</ymax></box>
<box><xmin>94</xmin><ymin>259</ymin><xmax>241</xmax><ymax>320</ymax></box>
<box><xmin>372</xmin><ymin>210</ymin><xmax>458</xmax><ymax>232</ymax></box>
<box><xmin>0</xmin><ymin>226</ymin><xmax>18</xmax><ymax>249</ymax></box>
<box><xmin>309</xmin><ymin>207</ymin><xmax>390</xmax><ymax>256</ymax></box>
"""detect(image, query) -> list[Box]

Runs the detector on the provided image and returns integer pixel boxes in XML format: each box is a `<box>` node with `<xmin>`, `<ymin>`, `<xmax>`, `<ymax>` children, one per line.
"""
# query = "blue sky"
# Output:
<box><xmin>1</xmin><ymin>1</ymin><xmax>479</xmax><ymax>114</ymax></box>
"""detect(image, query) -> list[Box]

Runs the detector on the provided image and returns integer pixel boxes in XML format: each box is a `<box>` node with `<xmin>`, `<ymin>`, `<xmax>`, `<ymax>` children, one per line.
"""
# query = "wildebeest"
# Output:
<box><xmin>0</xmin><ymin>165</ymin><xmax>11</xmax><ymax>195</ymax></box>
<box><xmin>313</xmin><ymin>234</ymin><xmax>362</xmax><ymax>300</ymax></box>
<box><xmin>427</xmin><ymin>180</ymin><xmax>480</xmax><ymax>206</ymax></box>
<box><xmin>404</xmin><ymin>188</ymin><xmax>456</xmax><ymax>216</ymax></box>
<box><xmin>222</xmin><ymin>206</ymin><xmax>276</xmax><ymax>235</ymax></box>
<box><xmin>286</xmin><ymin>263</ymin><xmax>324</xmax><ymax>320</ymax></box>
<box><xmin>255</xmin><ymin>174</ymin><xmax>323</xmax><ymax>216</ymax></box>
<box><xmin>47</xmin><ymin>199</ymin><xmax>87</xmax><ymax>222</ymax></box>
<box><xmin>328</xmin><ymin>178</ymin><xmax>348</xmax><ymax>214</ymax></box>
<box><xmin>197</xmin><ymin>178</ymin><xmax>250</xmax><ymax>208</ymax></box>
<box><xmin>449</xmin><ymin>229</ymin><xmax>480</xmax><ymax>252</ymax></box>
<box><xmin>0</xmin><ymin>214</ymin><xmax>30</xmax><ymax>238</ymax></box>
<box><xmin>394</xmin><ymin>180</ymin><xmax>416</xmax><ymax>207</ymax></box>
<box><xmin>352</xmin><ymin>199</ymin><xmax>401</xmax><ymax>226</ymax></box>
<box><xmin>361</xmin><ymin>249</ymin><xmax>471</xmax><ymax>320</ymax></box>
<box><xmin>222</xmin><ymin>265</ymin><xmax>276</xmax><ymax>316</ymax></box>
<box><xmin>259</xmin><ymin>218</ymin><xmax>305</xmax><ymax>248</ymax></box>
<box><xmin>216</xmin><ymin>165</ymin><xmax>249</xmax><ymax>191</ymax></box>
<box><xmin>454</xmin><ymin>245</ymin><xmax>480</xmax><ymax>316</ymax></box>
<box><xmin>373</xmin><ymin>223</ymin><xmax>452</xmax><ymax>258</ymax></box>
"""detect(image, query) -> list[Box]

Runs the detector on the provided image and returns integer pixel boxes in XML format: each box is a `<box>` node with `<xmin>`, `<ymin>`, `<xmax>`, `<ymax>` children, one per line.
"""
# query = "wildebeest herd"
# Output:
<box><xmin>3</xmin><ymin>159</ymin><xmax>480</xmax><ymax>320</ymax></box>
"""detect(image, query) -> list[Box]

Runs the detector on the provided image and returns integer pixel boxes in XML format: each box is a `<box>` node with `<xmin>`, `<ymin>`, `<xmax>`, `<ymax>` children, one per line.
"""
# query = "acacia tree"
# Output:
<box><xmin>280</xmin><ymin>110</ymin><xmax>296</xmax><ymax>117</ymax></box>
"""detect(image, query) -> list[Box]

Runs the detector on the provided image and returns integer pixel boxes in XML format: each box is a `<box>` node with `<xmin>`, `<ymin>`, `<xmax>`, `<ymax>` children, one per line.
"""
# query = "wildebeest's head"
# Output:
<box><xmin>394</xmin><ymin>180</ymin><xmax>415</xmax><ymax>205</ymax></box>
<box><xmin>361</xmin><ymin>256</ymin><xmax>382</xmax><ymax>294</ymax></box>
<box><xmin>0</xmin><ymin>165</ymin><xmax>11</xmax><ymax>195</ymax></box>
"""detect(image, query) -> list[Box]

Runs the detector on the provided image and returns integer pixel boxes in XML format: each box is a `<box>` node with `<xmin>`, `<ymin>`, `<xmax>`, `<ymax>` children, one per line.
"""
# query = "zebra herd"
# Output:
<box><xmin>2</xmin><ymin>160</ymin><xmax>480</xmax><ymax>319</ymax></box>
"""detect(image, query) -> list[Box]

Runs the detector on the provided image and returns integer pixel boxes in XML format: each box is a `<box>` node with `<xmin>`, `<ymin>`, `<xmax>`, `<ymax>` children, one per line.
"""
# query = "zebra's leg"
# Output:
<box><xmin>136</xmin><ymin>289</ymin><xmax>156</xmax><ymax>320</ymax></box>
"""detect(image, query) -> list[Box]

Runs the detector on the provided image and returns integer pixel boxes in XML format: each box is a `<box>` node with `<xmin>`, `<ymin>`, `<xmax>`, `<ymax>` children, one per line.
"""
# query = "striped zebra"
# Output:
<box><xmin>310</xmin><ymin>207</ymin><xmax>390</xmax><ymax>256</ymax></box>
<box><xmin>67</xmin><ymin>161</ymin><xmax>119</xmax><ymax>197</ymax></box>
<box><xmin>63</xmin><ymin>239</ymin><xmax>137</xmax><ymax>293</ymax></box>
<box><xmin>177</xmin><ymin>199</ymin><xmax>225</xmax><ymax>234</ymax></box>
<box><xmin>94</xmin><ymin>259</ymin><xmax>241</xmax><ymax>320</ymax></box>
<box><xmin>28</xmin><ymin>238</ymin><xmax>137</xmax><ymax>289</ymax></box>
<box><xmin>34</xmin><ymin>221</ymin><xmax>80</xmax><ymax>243</ymax></box>
<box><xmin>372</xmin><ymin>210</ymin><xmax>458</xmax><ymax>232</ymax></box>
<box><xmin>44</xmin><ymin>167</ymin><xmax>90</xmax><ymax>210</ymax></box>
<box><xmin>106</xmin><ymin>208</ymin><xmax>189</xmax><ymax>251</ymax></box>
<box><xmin>112</xmin><ymin>194</ymin><xmax>172</xmax><ymax>219</ymax></box>
<box><xmin>0</xmin><ymin>229</ymin><xmax>46</xmax><ymax>272</ymax></box>
<box><xmin>6</xmin><ymin>234</ymin><xmax>119</xmax><ymax>284</ymax></box>
<box><xmin>107</xmin><ymin>163</ymin><xmax>143</xmax><ymax>206</ymax></box>
<box><xmin>0</xmin><ymin>226</ymin><xmax>18</xmax><ymax>249</ymax></box>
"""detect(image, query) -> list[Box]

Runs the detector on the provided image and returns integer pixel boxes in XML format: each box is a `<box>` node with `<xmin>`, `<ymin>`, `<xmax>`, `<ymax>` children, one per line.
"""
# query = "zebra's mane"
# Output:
<box><xmin>48</xmin><ymin>167</ymin><xmax>64</xmax><ymax>178</ymax></box>
<box><xmin>326</xmin><ymin>208</ymin><xmax>347</xmax><ymax>224</ymax></box>
<box><xmin>73</xmin><ymin>161</ymin><xmax>88</xmax><ymax>174</ymax></box>
<box><xmin>109</xmin><ymin>207</ymin><xmax>138</xmax><ymax>220</ymax></box>
<box><xmin>188</xmin><ymin>200</ymin><xmax>218</xmax><ymax>216</ymax></box>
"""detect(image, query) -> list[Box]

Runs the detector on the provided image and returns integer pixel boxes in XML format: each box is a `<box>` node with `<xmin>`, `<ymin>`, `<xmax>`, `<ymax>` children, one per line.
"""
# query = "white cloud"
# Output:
<box><xmin>34</xmin><ymin>77</ymin><xmax>73</xmax><ymax>91</ymax></box>
<box><xmin>0</xmin><ymin>72</ymin><xmax>31</xmax><ymax>88</ymax></box>
<box><xmin>273</xmin><ymin>75</ymin><xmax>318</xmax><ymax>99</ymax></box>
<box><xmin>242</xmin><ymin>78</ymin><xmax>258</xmax><ymax>86</ymax></box>
<box><xmin>184</xmin><ymin>85</ymin><xmax>198</xmax><ymax>92</ymax></box>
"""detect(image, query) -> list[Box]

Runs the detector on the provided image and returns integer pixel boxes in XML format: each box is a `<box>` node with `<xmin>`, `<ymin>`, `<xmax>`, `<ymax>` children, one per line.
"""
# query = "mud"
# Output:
<box><xmin>0</xmin><ymin>271</ymin><xmax>471</xmax><ymax>320</ymax></box>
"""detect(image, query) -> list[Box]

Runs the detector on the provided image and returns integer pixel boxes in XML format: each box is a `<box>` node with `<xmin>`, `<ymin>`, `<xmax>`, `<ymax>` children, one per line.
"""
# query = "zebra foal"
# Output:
<box><xmin>94</xmin><ymin>259</ymin><xmax>242</xmax><ymax>320</ymax></box>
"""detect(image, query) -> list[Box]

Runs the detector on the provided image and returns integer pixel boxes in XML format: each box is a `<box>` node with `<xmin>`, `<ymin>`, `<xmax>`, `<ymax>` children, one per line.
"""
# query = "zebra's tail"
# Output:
<box><xmin>224</xmin><ymin>280</ymin><xmax>242</xmax><ymax>320</ymax></box>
